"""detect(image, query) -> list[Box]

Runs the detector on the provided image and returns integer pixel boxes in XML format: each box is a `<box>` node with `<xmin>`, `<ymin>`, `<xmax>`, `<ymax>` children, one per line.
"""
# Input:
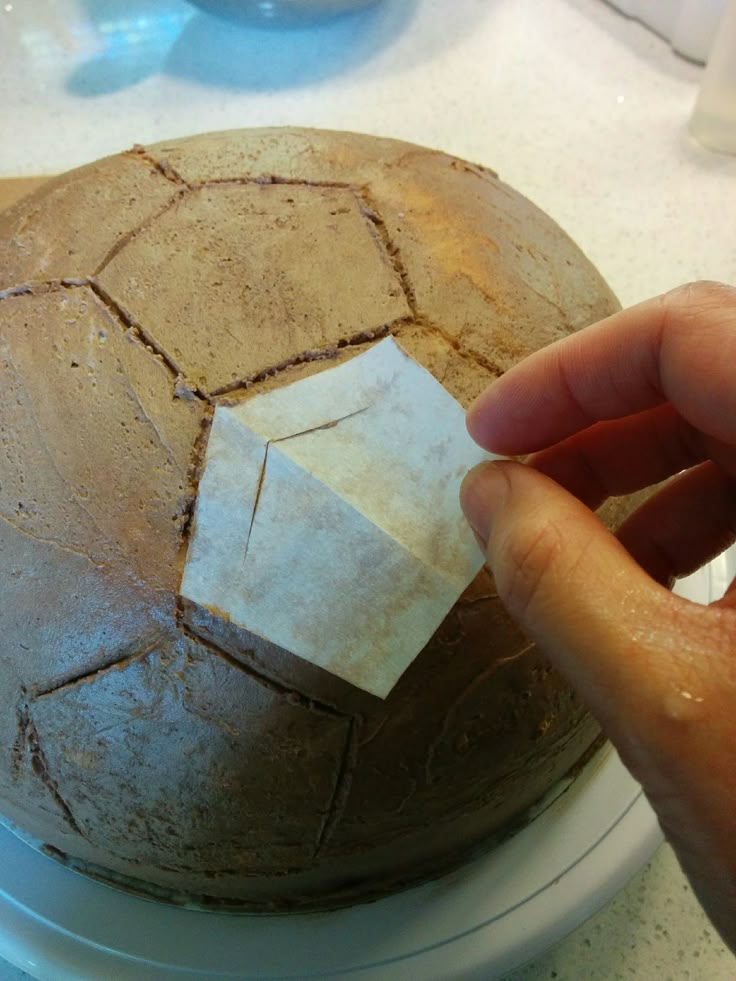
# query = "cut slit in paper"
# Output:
<box><xmin>240</xmin><ymin>405</ymin><xmax>372</xmax><ymax>568</ymax></box>
<box><xmin>180</xmin><ymin>337</ymin><xmax>494</xmax><ymax>698</ymax></box>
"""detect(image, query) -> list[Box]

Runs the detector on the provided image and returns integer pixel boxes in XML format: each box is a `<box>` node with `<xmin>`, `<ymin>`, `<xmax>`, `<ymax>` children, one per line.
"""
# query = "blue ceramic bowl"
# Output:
<box><xmin>188</xmin><ymin>0</ymin><xmax>381</xmax><ymax>25</ymax></box>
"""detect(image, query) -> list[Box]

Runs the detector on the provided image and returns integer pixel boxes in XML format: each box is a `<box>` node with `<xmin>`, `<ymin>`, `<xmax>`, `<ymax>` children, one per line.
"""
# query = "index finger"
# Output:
<box><xmin>466</xmin><ymin>281</ymin><xmax>736</xmax><ymax>455</ymax></box>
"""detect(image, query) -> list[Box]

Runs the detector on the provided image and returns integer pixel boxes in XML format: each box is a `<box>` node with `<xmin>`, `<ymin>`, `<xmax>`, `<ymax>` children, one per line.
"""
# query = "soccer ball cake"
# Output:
<box><xmin>0</xmin><ymin>128</ymin><xmax>624</xmax><ymax>910</ymax></box>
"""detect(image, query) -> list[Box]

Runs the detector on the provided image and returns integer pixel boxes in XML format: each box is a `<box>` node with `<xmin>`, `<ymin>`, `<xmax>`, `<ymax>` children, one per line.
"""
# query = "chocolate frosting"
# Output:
<box><xmin>0</xmin><ymin>129</ymin><xmax>624</xmax><ymax>910</ymax></box>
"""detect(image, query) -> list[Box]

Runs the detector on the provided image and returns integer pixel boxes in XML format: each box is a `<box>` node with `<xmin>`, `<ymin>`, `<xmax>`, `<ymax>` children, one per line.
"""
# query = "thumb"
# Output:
<box><xmin>458</xmin><ymin>461</ymin><xmax>726</xmax><ymax>756</ymax></box>
<box><xmin>460</xmin><ymin>460</ymin><xmax>736</xmax><ymax>954</ymax></box>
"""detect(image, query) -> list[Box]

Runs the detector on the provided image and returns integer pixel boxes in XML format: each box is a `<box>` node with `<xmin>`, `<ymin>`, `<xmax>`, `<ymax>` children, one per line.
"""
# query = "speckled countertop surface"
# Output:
<box><xmin>1</xmin><ymin>0</ymin><xmax>735</xmax><ymax>978</ymax></box>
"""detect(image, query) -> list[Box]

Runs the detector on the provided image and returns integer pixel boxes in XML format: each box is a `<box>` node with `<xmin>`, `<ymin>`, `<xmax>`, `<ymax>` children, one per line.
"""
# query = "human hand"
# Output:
<box><xmin>460</xmin><ymin>281</ymin><xmax>736</xmax><ymax>952</ymax></box>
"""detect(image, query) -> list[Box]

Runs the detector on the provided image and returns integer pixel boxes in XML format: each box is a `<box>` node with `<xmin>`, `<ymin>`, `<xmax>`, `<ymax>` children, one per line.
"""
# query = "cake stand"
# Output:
<box><xmin>1</xmin><ymin>549</ymin><xmax>732</xmax><ymax>981</ymax></box>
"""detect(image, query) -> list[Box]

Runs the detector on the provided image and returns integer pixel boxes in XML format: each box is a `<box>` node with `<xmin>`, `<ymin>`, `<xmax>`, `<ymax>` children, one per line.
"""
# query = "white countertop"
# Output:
<box><xmin>1</xmin><ymin>0</ymin><xmax>735</xmax><ymax>978</ymax></box>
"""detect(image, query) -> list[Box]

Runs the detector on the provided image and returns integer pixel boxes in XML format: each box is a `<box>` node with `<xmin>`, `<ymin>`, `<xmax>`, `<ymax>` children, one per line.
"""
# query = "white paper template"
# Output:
<box><xmin>180</xmin><ymin>338</ymin><xmax>492</xmax><ymax>697</ymax></box>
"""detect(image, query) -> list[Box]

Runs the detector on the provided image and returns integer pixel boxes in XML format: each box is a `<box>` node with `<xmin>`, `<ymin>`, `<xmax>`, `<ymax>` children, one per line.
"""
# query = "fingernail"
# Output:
<box><xmin>460</xmin><ymin>461</ymin><xmax>509</xmax><ymax>549</ymax></box>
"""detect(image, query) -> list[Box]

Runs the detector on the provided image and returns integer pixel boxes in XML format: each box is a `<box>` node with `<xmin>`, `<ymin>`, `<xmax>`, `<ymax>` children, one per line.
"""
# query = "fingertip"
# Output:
<box><xmin>465</xmin><ymin>391</ymin><xmax>490</xmax><ymax>445</ymax></box>
<box><xmin>466</xmin><ymin>375</ymin><xmax>552</xmax><ymax>457</ymax></box>
<box><xmin>460</xmin><ymin>461</ymin><xmax>505</xmax><ymax>544</ymax></box>
<box><xmin>466</xmin><ymin>390</ymin><xmax>514</xmax><ymax>455</ymax></box>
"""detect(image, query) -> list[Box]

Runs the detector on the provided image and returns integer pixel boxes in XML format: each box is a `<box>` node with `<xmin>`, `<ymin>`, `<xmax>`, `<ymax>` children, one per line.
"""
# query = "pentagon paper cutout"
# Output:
<box><xmin>180</xmin><ymin>338</ymin><xmax>492</xmax><ymax>697</ymax></box>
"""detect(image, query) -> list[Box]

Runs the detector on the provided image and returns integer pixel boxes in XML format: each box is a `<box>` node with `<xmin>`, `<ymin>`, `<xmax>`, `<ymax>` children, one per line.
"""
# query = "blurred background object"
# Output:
<box><xmin>1</xmin><ymin>0</ymin><xmax>425</xmax><ymax>101</ymax></box>
<box><xmin>689</xmin><ymin>0</ymin><xmax>736</xmax><ymax>153</ymax></box>
<box><xmin>186</xmin><ymin>0</ymin><xmax>381</xmax><ymax>25</ymax></box>
<box><xmin>605</xmin><ymin>0</ymin><xmax>726</xmax><ymax>61</ymax></box>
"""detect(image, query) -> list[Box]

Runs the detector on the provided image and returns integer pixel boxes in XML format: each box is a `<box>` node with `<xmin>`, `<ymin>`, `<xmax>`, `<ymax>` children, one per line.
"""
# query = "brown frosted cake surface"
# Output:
<box><xmin>0</xmin><ymin>128</ymin><xmax>625</xmax><ymax>910</ymax></box>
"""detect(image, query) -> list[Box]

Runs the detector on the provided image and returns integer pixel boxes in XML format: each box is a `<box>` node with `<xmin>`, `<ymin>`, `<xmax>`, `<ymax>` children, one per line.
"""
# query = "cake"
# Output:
<box><xmin>0</xmin><ymin>128</ymin><xmax>625</xmax><ymax>911</ymax></box>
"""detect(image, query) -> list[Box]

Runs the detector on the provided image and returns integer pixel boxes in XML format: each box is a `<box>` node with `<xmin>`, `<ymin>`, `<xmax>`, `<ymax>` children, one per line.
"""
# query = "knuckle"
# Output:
<box><xmin>496</xmin><ymin>519</ymin><xmax>565</xmax><ymax>621</ymax></box>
